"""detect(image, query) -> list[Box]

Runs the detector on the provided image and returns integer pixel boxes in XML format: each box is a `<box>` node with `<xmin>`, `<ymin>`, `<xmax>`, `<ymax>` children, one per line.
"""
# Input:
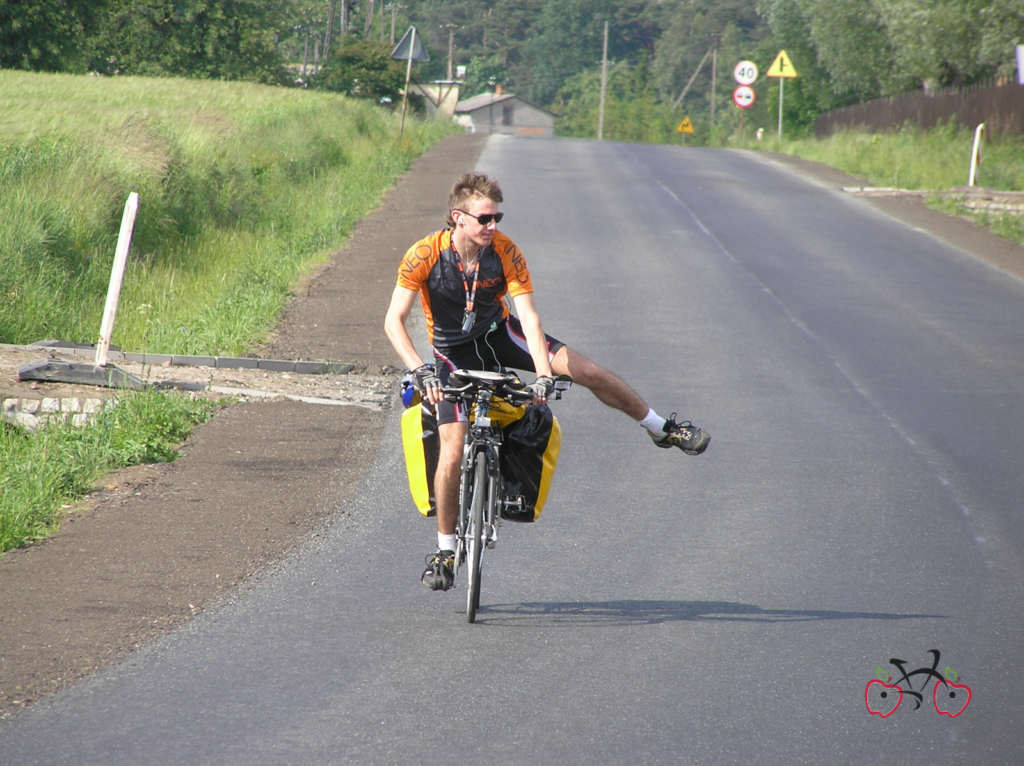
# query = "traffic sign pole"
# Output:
<box><xmin>399</xmin><ymin>27</ymin><xmax>415</xmax><ymax>137</ymax></box>
<box><xmin>777</xmin><ymin>78</ymin><xmax>783</xmax><ymax>139</ymax></box>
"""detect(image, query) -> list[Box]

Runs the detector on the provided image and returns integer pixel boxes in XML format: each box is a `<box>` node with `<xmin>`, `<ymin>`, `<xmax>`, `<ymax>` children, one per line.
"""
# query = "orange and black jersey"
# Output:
<box><xmin>396</xmin><ymin>229</ymin><xmax>534</xmax><ymax>348</ymax></box>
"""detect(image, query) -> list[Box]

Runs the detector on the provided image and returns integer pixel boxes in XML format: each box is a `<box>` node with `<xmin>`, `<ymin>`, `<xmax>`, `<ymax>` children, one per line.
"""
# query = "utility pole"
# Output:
<box><xmin>442</xmin><ymin>23</ymin><xmax>456</xmax><ymax>80</ymax></box>
<box><xmin>710</xmin><ymin>48</ymin><xmax>717</xmax><ymax>135</ymax></box>
<box><xmin>597</xmin><ymin>20</ymin><xmax>609</xmax><ymax>140</ymax></box>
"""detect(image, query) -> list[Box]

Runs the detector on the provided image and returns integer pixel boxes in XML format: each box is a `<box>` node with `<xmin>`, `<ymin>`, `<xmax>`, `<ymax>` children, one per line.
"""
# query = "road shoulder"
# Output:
<box><xmin>0</xmin><ymin>132</ymin><xmax>488</xmax><ymax>719</ymax></box>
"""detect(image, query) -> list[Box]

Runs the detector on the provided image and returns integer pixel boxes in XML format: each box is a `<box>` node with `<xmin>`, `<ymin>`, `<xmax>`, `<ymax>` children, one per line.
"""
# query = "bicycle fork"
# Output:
<box><xmin>479</xmin><ymin>444</ymin><xmax>502</xmax><ymax>549</ymax></box>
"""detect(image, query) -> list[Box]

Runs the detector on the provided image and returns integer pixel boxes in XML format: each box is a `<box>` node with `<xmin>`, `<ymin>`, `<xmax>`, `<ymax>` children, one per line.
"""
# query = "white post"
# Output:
<box><xmin>597</xmin><ymin>20</ymin><xmax>608</xmax><ymax>141</ymax></box>
<box><xmin>968</xmin><ymin>123</ymin><xmax>985</xmax><ymax>187</ymax></box>
<box><xmin>95</xmin><ymin>192</ymin><xmax>139</xmax><ymax>367</ymax></box>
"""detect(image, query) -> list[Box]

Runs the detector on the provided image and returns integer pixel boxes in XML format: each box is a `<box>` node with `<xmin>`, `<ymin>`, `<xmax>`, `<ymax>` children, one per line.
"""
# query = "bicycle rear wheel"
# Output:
<box><xmin>466</xmin><ymin>451</ymin><xmax>487</xmax><ymax>623</ymax></box>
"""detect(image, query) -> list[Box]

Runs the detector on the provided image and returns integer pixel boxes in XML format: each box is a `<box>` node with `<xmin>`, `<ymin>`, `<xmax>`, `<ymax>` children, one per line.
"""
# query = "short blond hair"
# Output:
<box><xmin>446</xmin><ymin>172</ymin><xmax>503</xmax><ymax>227</ymax></box>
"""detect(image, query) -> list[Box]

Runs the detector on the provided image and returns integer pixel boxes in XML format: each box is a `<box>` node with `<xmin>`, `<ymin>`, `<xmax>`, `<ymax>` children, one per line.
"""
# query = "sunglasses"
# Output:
<box><xmin>456</xmin><ymin>209</ymin><xmax>504</xmax><ymax>225</ymax></box>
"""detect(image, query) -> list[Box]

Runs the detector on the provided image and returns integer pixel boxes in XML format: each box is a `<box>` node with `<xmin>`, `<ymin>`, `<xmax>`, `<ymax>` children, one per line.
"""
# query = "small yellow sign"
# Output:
<box><xmin>766</xmin><ymin>50</ymin><xmax>797</xmax><ymax>78</ymax></box>
<box><xmin>677</xmin><ymin>116</ymin><xmax>695</xmax><ymax>134</ymax></box>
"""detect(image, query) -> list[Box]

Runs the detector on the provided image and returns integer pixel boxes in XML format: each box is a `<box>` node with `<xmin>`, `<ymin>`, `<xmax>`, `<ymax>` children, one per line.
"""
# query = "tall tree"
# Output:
<box><xmin>653</xmin><ymin>0</ymin><xmax>764</xmax><ymax>103</ymax></box>
<box><xmin>410</xmin><ymin>0</ymin><xmax>544</xmax><ymax>90</ymax></box>
<box><xmin>87</xmin><ymin>1</ymin><xmax>288</xmax><ymax>82</ymax></box>
<box><xmin>521</xmin><ymin>0</ymin><xmax>654</xmax><ymax>106</ymax></box>
<box><xmin>875</xmin><ymin>0</ymin><xmax>1021</xmax><ymax>88</ymax></box>
<box><xmin>794</xmin><ymin>0</ymin><xmax>912</xmax><ymax>98</ymax></box>
<box><xmin>310</xmin><ymin>37</ymin><xmax>405</xmax><ymax>100</ymax></box>
<box><xmin>0</xmin><ymin>0</ymin><xmax>98</xmax><ymax>72</ymax></box>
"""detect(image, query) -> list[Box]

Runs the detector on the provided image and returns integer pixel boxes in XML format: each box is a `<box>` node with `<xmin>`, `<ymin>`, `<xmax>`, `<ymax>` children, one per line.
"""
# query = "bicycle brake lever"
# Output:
<box><xmin>442</xmin><ymin>383</ymin><xmax>475</xmax><ymax>401</ymax></box>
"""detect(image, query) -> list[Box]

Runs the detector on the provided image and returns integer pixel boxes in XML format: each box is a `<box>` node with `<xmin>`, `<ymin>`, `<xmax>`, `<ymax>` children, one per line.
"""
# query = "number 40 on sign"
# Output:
<box><xmin>734</xmin><ymin>60</ymin><xmax>758</xmax><ymax>86</ymax></box>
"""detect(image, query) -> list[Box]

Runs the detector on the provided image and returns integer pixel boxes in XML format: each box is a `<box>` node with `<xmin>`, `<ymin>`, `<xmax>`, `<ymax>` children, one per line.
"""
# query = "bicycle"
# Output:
<box><xmin>441</xmin><ymin>368</ymin><xmax>570</xmax><ymax>623</ymax></box>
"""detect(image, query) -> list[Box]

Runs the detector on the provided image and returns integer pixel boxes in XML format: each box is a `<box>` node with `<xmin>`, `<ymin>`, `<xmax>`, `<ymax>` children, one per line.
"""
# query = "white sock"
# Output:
<box><xmin>639</xmin><ymin>408</ymin><xmax>667</xmax><ymax>435</ymax></box>
<box><xmin>438</xmin><ymin>532</ymin><xmax>457</xmax><ymax>553</ymax></box>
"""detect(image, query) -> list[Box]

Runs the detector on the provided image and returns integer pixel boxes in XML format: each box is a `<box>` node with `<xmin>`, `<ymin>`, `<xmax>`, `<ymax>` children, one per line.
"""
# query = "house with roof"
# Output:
<box><xmin>453</xmin><ymin>85</ymin><xmax>556</xmax><ymax>137</ymax></box>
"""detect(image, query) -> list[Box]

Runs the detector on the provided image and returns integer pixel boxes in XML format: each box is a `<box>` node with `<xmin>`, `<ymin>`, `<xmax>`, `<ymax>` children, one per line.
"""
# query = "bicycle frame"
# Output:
<box><xmin>449</xmin><ymin>372</ymin><xmax>518</xmax><ymax>622</ymax></box>
<box><xmin>442</xmin><ymin>368</ymin><xmax>569</xmax><ymax>623</ymax></box>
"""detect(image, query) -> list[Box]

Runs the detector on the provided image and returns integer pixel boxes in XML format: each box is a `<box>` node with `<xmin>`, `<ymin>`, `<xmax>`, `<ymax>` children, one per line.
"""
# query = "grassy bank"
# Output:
<box><xmin>733</xmin><ymin>124</ymin><xmax>1024</xmax><ymax>246</ymax></box>
<box><xmin>1</xmin><ymin>70</ymin><xmax>454</xmax><ymax>553</ymax></box>
<box><xmin>0</xmin><ymin>69</ymin><xmax>455</xmax><ymax>353</ymax></box>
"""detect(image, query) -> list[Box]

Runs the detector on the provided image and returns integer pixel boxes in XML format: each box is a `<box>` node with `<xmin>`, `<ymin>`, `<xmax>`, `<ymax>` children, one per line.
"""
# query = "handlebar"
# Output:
<box><xmin>439</xmin><ymin>369</ymin><xmax>571</xmax><ymax>404</ymax></box>
<box><xmin>441</xmin><ymin>379</ymin><xmax>533</xmax><ymax>405</ymax></box>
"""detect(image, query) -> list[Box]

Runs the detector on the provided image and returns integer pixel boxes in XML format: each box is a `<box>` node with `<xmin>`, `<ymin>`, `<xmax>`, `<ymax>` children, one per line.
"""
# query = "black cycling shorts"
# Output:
<box><xmin>431</xmin><ymin>315</ymin><xmax>565</xmax><ymax>425</ymax></box>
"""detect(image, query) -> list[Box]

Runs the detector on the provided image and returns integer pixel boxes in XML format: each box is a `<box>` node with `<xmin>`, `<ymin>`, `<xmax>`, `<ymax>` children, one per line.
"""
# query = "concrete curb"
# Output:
<box><xmin>9</xmin><ymin>341</ymin><xmax>355</xmax><ymax>375</ymax></box>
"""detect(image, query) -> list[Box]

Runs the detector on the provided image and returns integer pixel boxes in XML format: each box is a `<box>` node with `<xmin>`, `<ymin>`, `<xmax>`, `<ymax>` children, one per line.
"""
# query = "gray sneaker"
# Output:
<box><xmin>421</xmin><ymin>549</ymin><xmax>455</xmax><ymax>591</ymax></box>
<box><xmin>650</xmin><ymin>414</ymin><xmax>710</xmax><ymax>455</ymax></box>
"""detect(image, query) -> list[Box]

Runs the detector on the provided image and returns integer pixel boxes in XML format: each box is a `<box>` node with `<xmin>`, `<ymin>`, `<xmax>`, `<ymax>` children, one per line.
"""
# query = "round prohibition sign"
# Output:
<box><xmin>733</xmin><ymin>85</ymin><xmax>756</xmax><ymax>109</ymax></box>
<box><xmin>734</xmin><ymin>60</ymin><xmax>758</xmax><ymax>86</ymax></box>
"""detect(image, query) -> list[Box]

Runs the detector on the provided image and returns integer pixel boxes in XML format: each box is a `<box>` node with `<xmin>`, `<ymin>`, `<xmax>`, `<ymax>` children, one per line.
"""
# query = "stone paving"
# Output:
<box><xmin>0</xmin><ymin>342</ymin><xmax>397</xmax><ymax>431</ymax></box>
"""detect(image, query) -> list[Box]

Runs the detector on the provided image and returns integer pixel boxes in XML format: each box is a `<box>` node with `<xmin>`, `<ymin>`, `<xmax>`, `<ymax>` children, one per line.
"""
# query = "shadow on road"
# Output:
<box><xmin>477</xmin><ymin>600</ymin><xmax>947</xmax><ymax>627</ymax></box>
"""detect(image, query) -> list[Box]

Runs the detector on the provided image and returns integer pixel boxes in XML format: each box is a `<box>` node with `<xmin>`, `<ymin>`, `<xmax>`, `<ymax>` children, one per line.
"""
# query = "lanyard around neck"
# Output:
<box><xmin>454</xmin><ymin>251</ymin><xmax>481</xmax><ymax>313</ymax></box>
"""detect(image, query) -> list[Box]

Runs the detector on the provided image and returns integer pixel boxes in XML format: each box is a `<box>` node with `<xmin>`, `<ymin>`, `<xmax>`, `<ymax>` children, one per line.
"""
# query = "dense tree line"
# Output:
<box><xmin>3</xmin><ymin>1</ymin><xmax>1022</xmax><ymax>138</ymax></box>
<box><xmin>1</xmin><ymin>1</ymin><xmax>288</xmax><ymax>81</ymax></box>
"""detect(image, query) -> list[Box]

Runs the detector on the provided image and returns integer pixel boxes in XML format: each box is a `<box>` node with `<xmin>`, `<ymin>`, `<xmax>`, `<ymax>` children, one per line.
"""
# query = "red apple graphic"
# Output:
<box><xmin>865</xmin><ymin>680</ymin><xmax>903</xmax><ymax>717</ymax></box>
<box><xmin>933</xmin><ymin>681</ymin><xmax>971</xmax><ymax>717</ymax></box>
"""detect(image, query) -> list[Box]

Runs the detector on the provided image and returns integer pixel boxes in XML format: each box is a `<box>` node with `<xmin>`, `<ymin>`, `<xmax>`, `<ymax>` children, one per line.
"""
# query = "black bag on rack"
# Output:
<box><xmin>499</xmin><ymin>404</ymin><xmax>562</xmax><ymax>522</ymax></box>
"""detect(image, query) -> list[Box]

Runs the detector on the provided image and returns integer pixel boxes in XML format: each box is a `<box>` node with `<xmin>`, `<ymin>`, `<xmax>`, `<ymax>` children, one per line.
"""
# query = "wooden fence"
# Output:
<box><xmin>815</xmin><ymin>83</ymin><xmax>1024</xmax><ymax>137</ymax></box>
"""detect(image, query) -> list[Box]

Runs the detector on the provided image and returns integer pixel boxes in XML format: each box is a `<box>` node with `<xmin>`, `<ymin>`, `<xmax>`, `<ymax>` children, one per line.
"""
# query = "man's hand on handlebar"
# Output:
<box><xmin>412</xmin><ymin>363</ymin><xmax>443</xmax><ymax>404</ymax></box>
<box><xmin>527</xmin><ymin>375</ymin><xmax>555</xmax><ymax>405</ymax></box>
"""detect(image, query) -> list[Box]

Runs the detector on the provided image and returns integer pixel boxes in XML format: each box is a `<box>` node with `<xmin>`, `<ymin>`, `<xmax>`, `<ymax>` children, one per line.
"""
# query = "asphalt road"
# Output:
<box><xmin>2</xmin><ymin>137</ymin><xmax>1022</xmax><ymax>765</ymax></box>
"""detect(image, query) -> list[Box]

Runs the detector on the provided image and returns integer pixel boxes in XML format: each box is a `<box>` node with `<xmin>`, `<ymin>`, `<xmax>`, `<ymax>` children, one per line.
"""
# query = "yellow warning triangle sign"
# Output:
<box><xmin>677</xmin><ymin>116</ymin><xmax>694</xmax><ymax>134</ymax></box>
<box><xmin>766</xmin><ymin>50</ymin><xmax>797</xmax><ymax>78</ymax></box>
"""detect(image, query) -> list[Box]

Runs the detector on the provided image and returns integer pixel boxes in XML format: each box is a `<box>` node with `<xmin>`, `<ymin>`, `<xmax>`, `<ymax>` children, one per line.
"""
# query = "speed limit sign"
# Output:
<box><xmin>734</xmin><ymin>60</ymin><xmax>758</xmax><ymax>85</ymax></box>
<box><xmin>733</xmin><ymin>85</ymin><xmax>756</xmax><ymax>109</ymax></box>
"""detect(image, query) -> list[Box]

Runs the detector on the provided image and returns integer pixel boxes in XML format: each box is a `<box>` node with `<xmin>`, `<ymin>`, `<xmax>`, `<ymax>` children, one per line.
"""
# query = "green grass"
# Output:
<box><xmin>0</xmin><ymin>391</ymin><xmax>221</xmax><ymax>553</ymax></box>
<box><xmin>0</xmin><ymin>69</ymin><xmax>455</xmax><ymax>352</ymax></box>
<box><xmin>730</xmin><ymin>123</ymin><xmax>1024</xmax><ymax>246</ymax></box>
<box><xmin>0</xmin><ymin>70</ymin><xmax>455</xmax><ymax>553</ymax></box>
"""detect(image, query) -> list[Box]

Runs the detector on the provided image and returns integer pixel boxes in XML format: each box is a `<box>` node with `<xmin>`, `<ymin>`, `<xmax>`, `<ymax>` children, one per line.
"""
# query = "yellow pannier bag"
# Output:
<box><xmin>401</xmin><ymin>403</ymin><xmax>438</xmax><ymax>516</ymax></box>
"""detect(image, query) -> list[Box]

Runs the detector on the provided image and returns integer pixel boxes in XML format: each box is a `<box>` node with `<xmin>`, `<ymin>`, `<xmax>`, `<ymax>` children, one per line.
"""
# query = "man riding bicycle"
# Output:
<box><xmin>384</xmin><ymin>172</ymin><xmax>710</xmax><ymax>592</ymax></box>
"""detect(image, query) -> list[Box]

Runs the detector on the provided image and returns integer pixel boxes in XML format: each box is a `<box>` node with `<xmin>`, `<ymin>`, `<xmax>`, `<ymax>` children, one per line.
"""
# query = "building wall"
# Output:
<box><xmin>460</xmin><ymin>98</ymin><xmax>554</xmax><ymax>136</ymax></box>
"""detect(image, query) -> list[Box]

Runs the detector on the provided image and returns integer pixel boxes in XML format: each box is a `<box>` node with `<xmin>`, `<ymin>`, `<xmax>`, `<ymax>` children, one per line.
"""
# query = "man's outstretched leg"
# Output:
<box><xmin>550</xmin><ymin>346</ymin><xmax>710</xmax><ymax>455</ymax></box>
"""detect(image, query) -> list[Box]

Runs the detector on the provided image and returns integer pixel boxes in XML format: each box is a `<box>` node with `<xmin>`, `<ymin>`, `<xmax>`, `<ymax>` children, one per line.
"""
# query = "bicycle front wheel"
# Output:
<box><xmin>466</xmin><ymin>450</ymin><xmax>487</xmax><ymax>623</ymax></box>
